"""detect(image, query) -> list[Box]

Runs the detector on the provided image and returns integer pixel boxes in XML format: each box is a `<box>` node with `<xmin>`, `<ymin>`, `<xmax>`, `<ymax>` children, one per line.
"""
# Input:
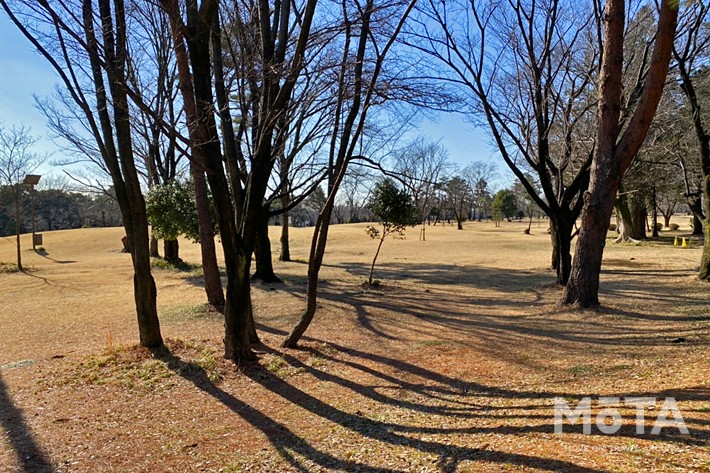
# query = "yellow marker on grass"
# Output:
<box><xmin>682</xmin><ymin>237</ymin><xmax>688</xmax><ymax>248</ymax></box>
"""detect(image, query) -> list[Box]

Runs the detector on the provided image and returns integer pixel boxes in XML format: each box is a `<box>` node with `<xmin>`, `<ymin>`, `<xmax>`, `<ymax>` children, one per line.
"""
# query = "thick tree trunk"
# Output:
<box><xmin>702</xmin><ymin>174</ymin><xmax>710</xmax><ymax>278</ymax></box>
<box><xmin>223</xmin><ymin>251</ymin><xmax>256</xmax><ymax>361</ymax></box>
<box><xmin>563</xmin><ymin>0</ymin><xmax>625</xmax><ymax>308</ymax></box>
<box><xmin>615</xmin><ymin>191</ymin><xmax>646</xmax><ymax>241</ymax></box>
<box><xmin>700</xmin><ymin>218</ymin><xmax>710</xmax><ymax>279</ymax></box>
<box><xmin>192</xmin><ymin>165</ymin><xmax>225</xmax><ymax>307</ymax></box>
<box><xmin>630</xmin><ymin>195</ymin><xmax>647</xmax><ymax>239</ymax></box>
<box><xmin>132</xmin><ymin>262</ymin><xmax>161</xmax><ymax>347</ymax></box>
<box><xmin>562</xmin><ymin>183</ymin><xmax>617</xmax><ymax>307</ymax></box>
<box><xmin>692</xmin><ymin>211</ymin><xmax>704</xmax><ymax>236</ymax></box>
<box><xmin>252</xmin><ymin>211</ymin><xmax>282</xmax><ymax>283</ymax></box>
<box><xmin>663</xmin><ymin>213</ymin><xmax>671</xmax><ymax>228</ymax></box>
<box><xmin>163</xmin><ymin>239</ymin><xmax>180</xmax><ymax>263</ymax></box>
<box><xmin>563</xmin><ymin>0</ymin><xmax>677</xmax><ymax>307</ymax></box>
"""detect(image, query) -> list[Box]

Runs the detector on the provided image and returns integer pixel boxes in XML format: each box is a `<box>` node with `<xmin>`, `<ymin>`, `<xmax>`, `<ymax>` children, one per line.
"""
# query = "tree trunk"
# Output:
<box><xmin>163</xmin><ymin>239</ymin><xmax>180</xmax><ymax>263</ymax></box>
<box><xmin>563</xmin><ymin>0</ymin><xmax>678</xmax><ymax>307</ymax></box>
<box><xmin>630</xmin><ymin>194</ymin><xmax>647</xmax><ymax>239</ymax></box>
<box><xmin>368</xmin><ymin>234</ymin><xmax>386</xmax><ymax>285</ymax></box>
<box><xmin>562</xmin><ymin>182</ymin><xmax>617</xmax><ymax>307</ymax></box>
<box><xmin>700</xmin><ymin>218</ymin><xmax>710</xmax><ymax>279</ymax></box>
<box><xmin>692</xmin><ymin>211</ymin><xmax>704</xmax><ymax>236</ymax></box>
<box><xmin>94</xmin><ymin>0</ymin><xmax>163</xmax><ymax>348</ymax></box>
<box><xmin>651</xmin><ymin>186</ymin><xmax>659</xmax><ymax>237</ymax></box>
<box><xmin>252</xmin><ymin>210</ymin><xmax>282</xmax><ymax>283</ymax></box>
<box><xmin>615</xmin><ymin>191</ymin><xmax>646</xmax><ymax>241</ymax></box>
<box><xmin>282</xmin><ymin>202</ymin><xmax>334</xmax><ymax>348</ymax></box>
<box><xmin>150</xmin><ymin>235</ymin><xmax>160</xmax><ymax>258</ymax></box>
<box><xmin>550</xmin><ymin>216</ymin><xmax>573</xmax><ymax>285</ymax></box>
<box><xmin>14</xmin><ymin>185</ymin><xmax>22</xmax><ymax>271</ymax></box>
<box><xmin>563</xmin><ymin>0</ymin><xmax>626</xmax><ymax>308</ymax></box>
<box><xmin>663</xmin><ymin>213</ymin><xmax>671</xmax><ymax>228</ymax></box>
<box><xmin>162</xmin><ymin>0</ymin><xmax>249</xmax><ymax>357</ymax></box>
<box><xmin>223</xmin><ymin>250</ymin><xmax>257</xmax><ymax>361</ymax></box>
<box><xmin>279</xmin><ymin>195</ymin><xmax>291</xmax><ymax>261</ymax></box>
<box><xmin>192</xmin><ymin>165</ymin><xmax>225</xmax><ymax>307</ymax></box>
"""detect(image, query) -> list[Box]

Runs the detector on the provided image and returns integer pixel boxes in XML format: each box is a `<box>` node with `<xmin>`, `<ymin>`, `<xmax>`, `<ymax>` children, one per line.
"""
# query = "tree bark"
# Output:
<box><xmin>692</xmin><ymin>211</ymin><xmax>704</xmax><ymax>236</ymax></box>
<box><xmin>150</xmin><ymin>235</ymin><xmax>160</xmax><ymax>258</ymax></box>
<box><xmin>96</xmin><ymin>0</ymin><xmax>163</xmax><ymax>347</ymax></box>
<box><xmin>562</xmin><ymin>0</ymin><xmax>678</xmax><ymax>307</ymax></box>
<box><xmin>615</xmin><ymin>190</ymin><xmax>646</xmax><ymax>241</ymax></box>
<box><xmin>630</xmin><ymin>194</ymin><xmax>647</xmax><ymax>239</ymax></box>
<box><xmin>162</xmin><ymin>0</ymin><xmax>253</xmax><ymax>361</ymax></box>
<box><xmin>252</xmin><ymin>210</ymin><xmax>282</xmax><ymax>283</ymax></box>
<box><xmin>163</xmin><ymin>239</ymin><xmax>180</xmax><ymax>264</ymax></box>
<box><xmin>192</xmin><ymin>165</ymin><xmax>225</xmax><ymax>307</ymax></box>
<box><xmin>550</xmin><ymin>216</ymin><xmax>574</xmax><ymax>285</ymax></box>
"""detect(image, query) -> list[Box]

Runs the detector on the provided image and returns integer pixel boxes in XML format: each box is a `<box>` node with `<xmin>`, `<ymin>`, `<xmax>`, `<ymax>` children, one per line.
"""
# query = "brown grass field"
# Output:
<box><xmin>0</xmin><ymin>219</ymin><xmax>708</xmax><ymax>472</ymax></box>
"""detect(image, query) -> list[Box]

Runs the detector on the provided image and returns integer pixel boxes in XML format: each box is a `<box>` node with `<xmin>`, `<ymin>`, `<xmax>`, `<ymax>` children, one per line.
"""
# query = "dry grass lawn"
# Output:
<box><xmin>0</xmin><ymin>219</ymin><xmax>708</xmax><ymax>472</ymax></box>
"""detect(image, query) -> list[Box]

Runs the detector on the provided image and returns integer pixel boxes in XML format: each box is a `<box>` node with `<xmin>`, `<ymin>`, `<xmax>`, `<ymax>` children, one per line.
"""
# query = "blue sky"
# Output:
<box><xmin>0</xmin><ymin>13</ymin><xmax>60</xmax><ymax>177</ymax></box>
<box><xmin>0</xmin><ymin>11</ymin><xmax>509</xmax><ymax>189</ymax></box>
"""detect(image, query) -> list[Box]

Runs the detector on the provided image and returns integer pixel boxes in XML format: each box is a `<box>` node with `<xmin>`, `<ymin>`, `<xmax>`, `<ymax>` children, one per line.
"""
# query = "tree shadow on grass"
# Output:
<box><xmin>152</xmin><ymin>347</ymin><xmax>402</xmax><ymax>472</ymax></box>
<box><xmin>153</xmin><ymin>345</ymin><xmax>613</xmax><ymax>473</ymax></box>
<box><xmin>0</xmin><ymin>373</ymin><xmax>54</xmax><ymax>472</ymax></box>
<box><xmin>34</xmin><ymin>249</ymin><xmax>76</xmax><ymax>264</ymax></box>
<box><xmin>261</xmin><ymin>324</ymin><xmax>710</xmax><ymax>424</ymax></box>
<box><xmin>332</xmin><ymin>261</ymin><xmax>553</xmax><ymax>294</ymax></box>
<box><xmin>287</xmin><ymin>279</ymin><xmax>708</xmax><ymax>354</ymax></box>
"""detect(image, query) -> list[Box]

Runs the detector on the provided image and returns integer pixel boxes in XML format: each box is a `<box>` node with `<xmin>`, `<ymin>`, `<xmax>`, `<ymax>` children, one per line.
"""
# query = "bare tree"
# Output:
<box><xmin>0</xmin><ymin>124</ymin><xmax>45</xmax><ymax>271</ymax></box>
<box><xmin>282</xmin><ymin>0</ymin><xmax>418</xmax><ymax>348</ymax></box>
<box><xmin>562</xmin><ymin>0</ymin><xmax>678</xmax><ymax>307</ymax></box>
<box><xmin>336</xmin><ymin>166</ymin><xmax>377</xmax><ymax>223</ymax></box>
<box><xmin>671</xmin><ymin>0</ymin><xmax>710</xmax><ymax>278</ymax></box>
<box><xmin>1</xmin><ymin>0</ymin><xmax>165</xmax><ymax>347</ymax></box>
<box><xmin>408</xmin><ymin>0</ymin><xmax>601</xmax><ymax>284</ymax></box>
<box><xmin>160</xmin><ymin>0</ymin><xmax>320</xmax><ymax>361</ymax></box>
<box><xmin>462</xmin><ymin>161</ymin><xmax>497</xmax><ymax>222</ymax></box>
<box><xmin>444</xmin><ymin>175</ymin><xmax>472</xmax><ymax>230</ymax></box>
<box><xmin>391</xmin><ymin>138</ymin><xmax>451</xmax><ymax>239</ymax></box>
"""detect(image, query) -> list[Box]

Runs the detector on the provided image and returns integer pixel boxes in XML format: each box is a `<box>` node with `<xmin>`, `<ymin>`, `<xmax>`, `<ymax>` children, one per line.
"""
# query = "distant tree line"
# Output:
<box><xmin>0</xmin><ymin>185</ymin><xmax>122</xmax><ymax>237</ymax></box>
